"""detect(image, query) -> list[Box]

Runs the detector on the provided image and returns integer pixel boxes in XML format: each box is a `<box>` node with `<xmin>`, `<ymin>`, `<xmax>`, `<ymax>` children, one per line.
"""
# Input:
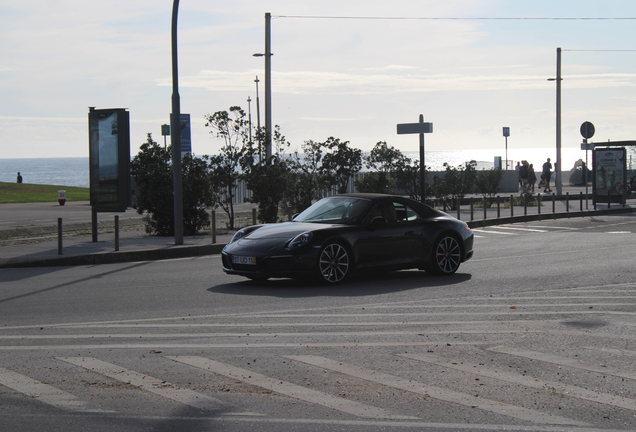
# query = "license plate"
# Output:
<box><xmin>232</xmin><ymin>255</ymin><xmax>256</xmax><ymax>265</ymax></box>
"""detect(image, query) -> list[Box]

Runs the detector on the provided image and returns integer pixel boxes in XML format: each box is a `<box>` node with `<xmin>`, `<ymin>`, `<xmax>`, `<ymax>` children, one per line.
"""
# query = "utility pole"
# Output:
<box><xmin>171</xmin><ymin>0</ymin><xmax>183</xmax><ymax>245</ymax></box>
<box><xmin>264</xmin><ymin>12</ymin><xmax>272</xmax><ymax>162</ymax></box>
<box><xmin>247</xmin><ymin>96</ymin><xmax>252</xmax><ymax>146</ymax></box>
<box><xmin>255</xmin><ymin>76</ymin><xmax>262</xmax><ymax>162</ymax></box>
<box><xmin>556</xmin><ymin>47</ymin><xmax>563</xmax><ymax>195</ymax></box>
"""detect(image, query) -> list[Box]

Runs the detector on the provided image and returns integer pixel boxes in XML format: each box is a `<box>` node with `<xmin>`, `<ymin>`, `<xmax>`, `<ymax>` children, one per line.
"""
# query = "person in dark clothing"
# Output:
<box><xmin>528</xmin><ymin>164</ymin><xmax>537</xmax><ymax>193</ymax></box>
<box><xmin>519</xmin><ymin>160</ymin><xmax>529</xmax><ymax>191</ymax></box>
<box><xmin>542</xmin><ymin>158</ymin><xmax>552</xmax><ymax>192</ymax></box>
<box><xmin>16</xmin><ymin>172</ymin><xmax>22</xmax><ymax>183</ymax></box>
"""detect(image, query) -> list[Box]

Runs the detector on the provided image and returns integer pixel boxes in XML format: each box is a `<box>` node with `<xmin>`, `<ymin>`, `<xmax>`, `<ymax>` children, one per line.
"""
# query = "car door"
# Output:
<box><xmin>354</xmin><ymin>201</ymin><xmax>424</xmax><ymax>268</ymax></box>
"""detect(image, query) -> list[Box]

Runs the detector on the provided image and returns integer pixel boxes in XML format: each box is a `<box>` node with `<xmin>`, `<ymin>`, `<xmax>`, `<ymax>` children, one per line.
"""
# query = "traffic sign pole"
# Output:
<box><xmin>397</xmin><ymin>115</ymin><xmax>433</xmax><ymax>203</ymax></box>
<box><xmin>580</xmin><ymin>121</ymin><xmax>595</xmax><ymax>210</ymax></box>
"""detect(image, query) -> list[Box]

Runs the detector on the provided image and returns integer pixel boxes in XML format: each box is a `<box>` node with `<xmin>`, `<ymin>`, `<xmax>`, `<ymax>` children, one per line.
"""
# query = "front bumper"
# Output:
<box><xmin>221</xmin><ymin>250</ymin><xmax>317</xmax><ymax>279</ymax></box>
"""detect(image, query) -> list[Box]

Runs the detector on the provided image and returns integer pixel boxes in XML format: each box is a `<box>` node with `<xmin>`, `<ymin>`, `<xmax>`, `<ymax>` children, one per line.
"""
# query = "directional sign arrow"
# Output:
<box><xmin>397</xmin><ymin>122</ymin><xmax>433</xmax><ymax>135</ymax></box>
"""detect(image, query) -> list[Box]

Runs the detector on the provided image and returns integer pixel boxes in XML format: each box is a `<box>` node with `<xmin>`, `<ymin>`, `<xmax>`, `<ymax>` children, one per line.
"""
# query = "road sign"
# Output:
<box><xmin>580</xmin><ymin>121</ymin><xmax>595</xmax><ymax>139</ymax></box>
<box><xmin>581</xmin><ymin>142</ymin><xmax>594</xmax><ymax>151</ymax></box>
<box><xmin>396</xmin><ymin>115</ymin><xmax>433</xmax><ymax>204</ymax></box>
<box><xmin>397</xmin><ymin>122</ymin><xmax>433</xmax><ymax>135</ymax></box>
<box><xmin>503</xmin><ymin>127</ymin><xmax>510</xmax><ymax>137</ymax></box>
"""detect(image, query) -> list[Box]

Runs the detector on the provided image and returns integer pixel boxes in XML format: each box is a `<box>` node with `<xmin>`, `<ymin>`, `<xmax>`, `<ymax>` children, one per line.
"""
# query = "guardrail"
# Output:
<box><xmin>428</xmin><ymin>192</ymin><xmax>636</xmax><ymax>228</ymax></box>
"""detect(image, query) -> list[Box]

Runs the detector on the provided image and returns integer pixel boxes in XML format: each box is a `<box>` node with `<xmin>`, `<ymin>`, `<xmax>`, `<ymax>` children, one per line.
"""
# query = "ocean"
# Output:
<box><xmin>1</xmin><ymin>147</ymin><xmax>632</xmax><ymax>189</ymax></box>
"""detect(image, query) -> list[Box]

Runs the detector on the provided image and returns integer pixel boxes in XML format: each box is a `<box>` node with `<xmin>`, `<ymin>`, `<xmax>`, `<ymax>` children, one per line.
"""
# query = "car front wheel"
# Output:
<box><xmin>428</xmin><ymin>235</ymin><xmax>461</xmax><ymax>275</ymax></box>
<box><xmin>318</xmin><ymin>242</ymin><xmax>351</xmax><ymax>284</ymax></box>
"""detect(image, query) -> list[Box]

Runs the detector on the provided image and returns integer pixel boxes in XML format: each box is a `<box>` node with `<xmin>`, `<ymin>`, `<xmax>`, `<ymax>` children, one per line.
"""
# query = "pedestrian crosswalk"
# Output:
<box><xmin>2</xmin><ymin>285</ymin><xmax>636</xmax><ymax>429</ymax></box>
<box><xmin>472</xmin><ymin>224</ymin><xmax>578</xmax><ymax>237</ymax></box>
<box><xmin>3</xmin><ymin>347</ymin><xmax>636</xmax><ymax>426</ymax></box>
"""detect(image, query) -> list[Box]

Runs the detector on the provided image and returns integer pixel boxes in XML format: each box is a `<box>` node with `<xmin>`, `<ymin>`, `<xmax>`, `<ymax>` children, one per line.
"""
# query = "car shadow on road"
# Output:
<box><xmin>209</xmin><ymin>270</ymin><xmax>472</xmax><ymax>298</ymax></box>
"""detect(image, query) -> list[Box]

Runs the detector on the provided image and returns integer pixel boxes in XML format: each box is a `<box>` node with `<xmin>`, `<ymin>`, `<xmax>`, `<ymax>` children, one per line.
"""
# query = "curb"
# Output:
<box><xmin>2</xmin><ymin>206</ymin><xmax>634</xmax><ymax>270</ymax></box>
<box><xmin>0</xmin><ymin>218</ymin><xmax>144</xmax><ymax>240</ymax></box>
<box><xmin>0</xmin><ymin>244</ymin><xmax>226</xmax><ymax>269</ymax></box>
<box><xmin>467</xmin><ymin>206</ymin><xmax>636</xmax><ymax>228</ymax></box>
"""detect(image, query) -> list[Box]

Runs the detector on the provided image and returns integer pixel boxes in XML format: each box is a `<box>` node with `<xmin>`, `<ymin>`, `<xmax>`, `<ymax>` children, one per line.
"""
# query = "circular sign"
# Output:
<box><xmin>580</xmin><ymin>121</ymin><xmax>595</xmax><ymax>139</ymax></box>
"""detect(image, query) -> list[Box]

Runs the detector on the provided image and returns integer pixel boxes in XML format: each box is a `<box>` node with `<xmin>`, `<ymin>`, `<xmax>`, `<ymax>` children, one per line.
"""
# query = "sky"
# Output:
<box><xmin>1</xmin><ymin>0</ymin><xmax>636</xmax><ymax>161</ymax></box>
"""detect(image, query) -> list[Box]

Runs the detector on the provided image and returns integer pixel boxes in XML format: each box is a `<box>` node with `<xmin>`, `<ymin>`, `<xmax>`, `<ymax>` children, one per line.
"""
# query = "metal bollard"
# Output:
<box><xmin>211</xmin><ymin>210</ymin><xmax>216</xmax><ymax>244</ymax></box>
<box><xmin>580</xmin><ymin>192</ymin><xmax>583</xmax><ymax>211</ymax></box>
<box><xmin>114</xmin><ymin>215</ymin><xmax>119</xmax><ymax>251</ymax></box>
<box><xmin>91</xmin><ymin>208</ymin><xmax>98</xmax><ymax>243</ymax></box>
<box><xmin>552</xmin><ymin>193</ymin><xmax>556</xmax><ymax>213</ymax></box>
<box><xmin>538</xmin><ymin>193</ymin><xmax>541</xmax><ymax>215</ymax></box>
<box><xmin>510</xmin><ymin>195</ymin><xmax>514</xmax><ymax>217</ymax></box>
<box><xmin>497</xmin><ymin>196</ymin><xmax>500</xmax><ymax>218</ymax></box>
<box><xmin>443</xmin><ymin>200</ymin><xmax>447</xmax><ymax>212</ymax></box>
<box><xmin>58</xmin><ymin>218</ymin><xmax>63</xmax><ymax>255</ymax></box>
<box><xmin>252</xmin><ymin>208</ymin><xmax>257</xmax><ymax>225</ymax></box>
<box><xmin>288</xmin><ymin>207</ymin><xmax>293</xmax><ymax>221</ymax></box>
<box><xmin>566</xmin><ymin>192</ymin><xmax>569</xmax><ymax>213</ymax></box>
<box><xmin>483</xmin><ymin>197</ymin><xmax>487</xmax><ymax>220</ymax></box>
<box><xmin>457</xmin><ymin>199</ymin><xmax>461</xmax><ymax>220</ymax></box>
<box><xmin>470</xmin><ymin>198</ymin><xmax>474</xmax><ymax>221</ymax></box>
<box><xmin>523</xmin><ymin>194</ymin><xmax>527</xmax><ymax>216</ymax></box>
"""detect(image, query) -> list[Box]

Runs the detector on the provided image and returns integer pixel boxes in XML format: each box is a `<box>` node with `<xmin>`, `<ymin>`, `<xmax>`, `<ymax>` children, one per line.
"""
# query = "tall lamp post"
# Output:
<box><xmin>253</xmin><ymin>12</ymin><xmax>272</xmax><ymax>163</ymax></box>
<box><xmin>548</xmin><ymin>47</ymin><xmax>563</xmax><ymax>196</ymax></box>
<box><xmin>255</xmin><ymin>76</ymin><xmax>262</xmax><ymax>162</ymax></box>
<box><xmin>247</xmin><ymin>96</ymin><xmax>252</xmax><ymax>145</ymax></box>
<box><xmin>171</xmin><ymin>0</ymin><xmax>183</xmax><ymax>245</ymax></box>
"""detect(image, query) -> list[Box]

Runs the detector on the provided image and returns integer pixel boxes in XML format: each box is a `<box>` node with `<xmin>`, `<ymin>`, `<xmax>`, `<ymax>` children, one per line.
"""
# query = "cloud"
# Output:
<box><xmin>166</xmin><ymin>69</ymin><xmax>636</xmax><ymax>95</ymax></box>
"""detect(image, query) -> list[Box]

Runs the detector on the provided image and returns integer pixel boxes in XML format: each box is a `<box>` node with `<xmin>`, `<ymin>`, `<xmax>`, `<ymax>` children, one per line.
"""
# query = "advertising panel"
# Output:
<box><xmin>180</xmin><ymin>113</ymin><xmax>191</xmax><ymax>154</ymax></box>
<box><xmin>592</xmin><ymin>147</ymin><xmax>627</xmax><ymax>206</ymax></box>
<box><xmin>89</xmin><ymin>108</ymin><xmax>131</xmax><ymax>212</ymax></box>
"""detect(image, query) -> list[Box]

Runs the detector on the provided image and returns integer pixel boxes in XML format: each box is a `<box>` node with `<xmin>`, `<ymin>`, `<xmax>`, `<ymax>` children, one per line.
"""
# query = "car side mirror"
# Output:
<box><xmin>292</xmin><ymin>213</ymin><xmax>299</xmax><ymax>220</ymax></box>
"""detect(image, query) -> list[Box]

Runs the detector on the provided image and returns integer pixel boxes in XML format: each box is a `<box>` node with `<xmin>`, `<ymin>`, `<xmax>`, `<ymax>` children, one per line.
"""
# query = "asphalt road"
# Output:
<box><xmin>1</xmin><ymin>214</ymin><xmax>635</xmax><ymax>432</ymax></box>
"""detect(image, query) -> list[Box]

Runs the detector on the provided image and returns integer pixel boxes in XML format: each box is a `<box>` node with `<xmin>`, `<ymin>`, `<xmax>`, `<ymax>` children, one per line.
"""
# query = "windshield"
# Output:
<box><xmin>294</xmin><ymin>197</ymin><xmax>371</xmax><ymax>224</ymax></box>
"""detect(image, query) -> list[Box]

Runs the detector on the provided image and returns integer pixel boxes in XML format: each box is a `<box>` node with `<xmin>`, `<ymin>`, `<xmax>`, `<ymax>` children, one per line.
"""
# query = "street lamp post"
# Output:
<box><xmin>255</xmin><ymin>76</ymin><xmax>262</xmax><ymax>162</ymax></box>
<box><xmin>247</xmin><ymin>96</ymin><xmax>252</xmax><ymax>146</ymax></box>
<box><xmin>548</xmin><ymin>47</ymin><xmax>563</xmax><ymax>196</ymax></box>
<box><xmin>555</xmin><ymin>47</ymin><xmax>563</xmax><ymax>195</ymax></box>
<box><xmin>170</xmin><ymin>0</ymin><xmax>183</xmax><ymax>245</ymax></box>
<box><xmin>253</xmin><ymin>12</ymin><xmax>272</xmax><ymax>163</ymax></box>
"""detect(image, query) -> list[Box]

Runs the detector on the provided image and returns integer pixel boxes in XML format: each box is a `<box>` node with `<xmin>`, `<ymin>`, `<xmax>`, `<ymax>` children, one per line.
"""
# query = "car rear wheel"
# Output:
<box><xmin>318</xmin><ymin>242</ymin><xmax>351</xmax><ymax>284</ymax></box>
<box><xmin>428</xmin><ymin>235</ymin><xmax>461</xmax><ymax>275</ymax></box>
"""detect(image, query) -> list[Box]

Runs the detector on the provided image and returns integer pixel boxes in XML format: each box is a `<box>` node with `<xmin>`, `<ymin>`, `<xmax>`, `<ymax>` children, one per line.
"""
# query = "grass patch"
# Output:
<box><xmin>0</xmin><ymin>182</ymin><xmax>90</xmax><ymax>204</ymax></box>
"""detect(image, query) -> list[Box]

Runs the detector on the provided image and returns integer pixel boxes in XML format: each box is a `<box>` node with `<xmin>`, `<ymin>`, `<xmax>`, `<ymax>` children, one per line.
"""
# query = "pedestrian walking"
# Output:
<box><xmin>528</xmin><ymin>164</ymin><xmax>537</xmax><ymax>193</ymax></box>
<box><xmin>16</xmin><ymin>172</ymin><xmax>22</xmax><ymax>183</ymax></box>
<box><xmin>519</xmin><ymin>160</ymin><xmax>529</xmax><ymax>192</ymax></box>
<box><xmin>542</xmin><ymin>158</ymin><xmax>552</xmax><ymax>192</ymax></box>
<box><xmin>515</xmin><ymin>162</ymin><xmax>521</xmax><ymax>190</ymax></box>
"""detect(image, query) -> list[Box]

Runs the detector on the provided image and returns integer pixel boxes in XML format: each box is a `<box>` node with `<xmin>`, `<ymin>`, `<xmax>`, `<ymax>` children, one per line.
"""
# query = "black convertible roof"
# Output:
<box><xmin>333</xmin><ymin>193</ymin><xmax>439</xmax><ymax>216</ymax></box>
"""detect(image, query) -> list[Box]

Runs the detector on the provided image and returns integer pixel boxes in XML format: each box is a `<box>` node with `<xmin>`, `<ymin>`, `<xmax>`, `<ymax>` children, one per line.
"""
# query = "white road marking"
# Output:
<box><xmin>471</xmin><ymin>229</ymin><xmax>516</xmax><ymax>235</ymax></box>
<box><xmin>285</xmin><ymin>355</ymin><xmax>586</xmax><ymax>426</ymax></box>
<box><xmin>0</xmin><ymin>342</ymin><xmax>489</xmax><ymax>351</ymax></box>
<box><xmin>221</xmin><ymin>310</ymin><xmax>636</xmax><ymax>319</ymax></box>
<box><xmin>0</xmin><ymin>366</ymin><xmax>108</xmax><ymax>412</ymax></box>
<box><xmin>527</xmin><ymin>225</ymin><xmax>580</xmax><ymax>230</ymax></box>
<box><xmin>487</xmin><ymin>226</ymin><xmax>548</xmax><ymax>233</ymax></box>
<box><xmin>400</xmin><ymin>352</ymin><xmax>636</xmax><ymax>411</ymax></box>
<box><xmin>590</xmin><ymin>347</ymin><xmax>636</xmax><ymax>357</ymax></box>
<box><xmin>56</xmin><ymin>357</ymin><xmax>252</xmax><ymax>414</ymax></box>
<box><xmin>487</xmin><ymin>347</ymin><xmax>636</xmax><ymax>381</ymax></box>
<box><xmin>167</xmin><ymin>355</ymin><xmax>415</xmax><ymax>420</ymax></box>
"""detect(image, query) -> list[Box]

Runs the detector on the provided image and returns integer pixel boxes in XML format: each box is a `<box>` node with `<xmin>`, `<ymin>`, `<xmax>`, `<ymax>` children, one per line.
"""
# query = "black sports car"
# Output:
<box><xmin>222</xmin><ymin>193</ymin><xmax>474</xmax><ymax>283</ymax></box>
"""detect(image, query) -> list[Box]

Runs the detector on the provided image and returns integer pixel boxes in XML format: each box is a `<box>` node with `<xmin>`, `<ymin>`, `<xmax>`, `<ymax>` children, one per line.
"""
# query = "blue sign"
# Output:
<box><xmin>180</xmin><ymin>113</ymin><xmax>191</xmax><ymax>154</ymax></box>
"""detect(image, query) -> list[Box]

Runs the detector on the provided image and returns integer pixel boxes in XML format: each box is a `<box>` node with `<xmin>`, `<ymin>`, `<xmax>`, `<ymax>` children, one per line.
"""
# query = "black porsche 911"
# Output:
<box><xmin>222</xmin><ymin>193</ymin><xmax>474</xmax><ymax>284</ymax></box>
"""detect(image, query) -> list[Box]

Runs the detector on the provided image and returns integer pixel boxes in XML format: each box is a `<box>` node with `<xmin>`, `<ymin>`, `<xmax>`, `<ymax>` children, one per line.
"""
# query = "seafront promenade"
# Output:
<box><xmin>1</xmin><ymin>185</ymin><xmax>634</xmax><ymax>269</ymax></box>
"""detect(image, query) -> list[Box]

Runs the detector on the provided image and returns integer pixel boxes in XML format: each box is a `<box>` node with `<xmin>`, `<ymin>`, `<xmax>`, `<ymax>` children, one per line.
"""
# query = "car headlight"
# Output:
<box><xmin>287</xmin><ymin>231</ymin><xmax>313</xmax><ymax>249</ymax></box>
<box><xmin>229</xmin><ymin>228</ymin><xmax>248</xmax><ymax>244</ymax></box>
